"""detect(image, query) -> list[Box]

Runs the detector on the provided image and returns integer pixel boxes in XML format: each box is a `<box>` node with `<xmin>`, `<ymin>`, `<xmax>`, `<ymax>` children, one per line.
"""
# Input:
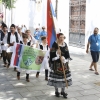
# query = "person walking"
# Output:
<box><xmin>34</xmin><ymin>28</ymin><xmax>41</xmax><ymax>41</ymax></box>
<box><xmin>0</xmin><ymin>24</ymin><xmax>8</xmax><ymax>67</ymax></box>
<box><xmin>17</xmin><ymin>34</ymin><xmax>31</xmax><ymax>82</ymax></box>
<box><xmin>36</xmin><ymin>36</ymin><xmax>50</xmax><ymax>81</ymax></box>
<box><xmin>6</xmin><ymin>24</ymin><xmax>20</xmax><ymax>70</ymax></box>
<box><xmin>48</xmin><ymin>33</ymin><xmax>72</xmax><ymax>98</ymax></box>
<box><xmin>86</xmin><ymin>27</ymin><xmax>100</xmax><ymax>75</ymax></box>
<box><xmin>40</xmin><ymin>26</ymin><xmax>47</xmax><ymax>38</ymax></box>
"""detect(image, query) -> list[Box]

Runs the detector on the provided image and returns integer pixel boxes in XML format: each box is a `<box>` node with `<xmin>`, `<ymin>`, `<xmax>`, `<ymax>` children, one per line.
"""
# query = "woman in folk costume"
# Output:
<box><xmin>17</xmin><ymin>34</ymin><xmax>31</xmax><ymax>82</ymax></box>
<box><xmin>48</xmin><ymin>33</ymin><xmax>72</xmax><ymax>98</ymax></box>
<box><xmin>36</xmin><ymin>36</ymin><xmax>50</xmax><ymax>81</ymax></box>
<box><xmin>0</xmin><ymin>24</ymin><xmax>8</xmax><ymax>67</ymax></box>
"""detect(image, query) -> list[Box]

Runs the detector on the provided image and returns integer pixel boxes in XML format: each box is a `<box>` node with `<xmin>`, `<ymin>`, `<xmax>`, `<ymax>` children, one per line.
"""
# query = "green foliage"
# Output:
<box><xmin>2</xmin><ymin>0</ymin><xmax>17</xmax><ymax>9</ymax></box>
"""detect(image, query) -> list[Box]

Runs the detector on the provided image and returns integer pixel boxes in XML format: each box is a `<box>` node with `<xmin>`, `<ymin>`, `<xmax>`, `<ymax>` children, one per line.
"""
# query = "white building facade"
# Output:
<box><xmin>3</xmin><ymin>0</ymin><xmax>100</xmax><ymax>54</ymax></box>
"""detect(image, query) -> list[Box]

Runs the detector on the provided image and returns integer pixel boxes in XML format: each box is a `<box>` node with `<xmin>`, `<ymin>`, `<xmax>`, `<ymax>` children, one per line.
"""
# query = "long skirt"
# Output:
<box><xmin>47</xmin><ymin>69</ymin><xmax>72</xmax><ymax>88</ymax></box>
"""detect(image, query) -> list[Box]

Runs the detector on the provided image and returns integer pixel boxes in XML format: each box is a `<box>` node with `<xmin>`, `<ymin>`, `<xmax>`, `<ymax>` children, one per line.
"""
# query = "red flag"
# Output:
<box><xmin>47</xmin><ymin>0</ymin><xmax>56</xmax><ymax>48</ymax></box>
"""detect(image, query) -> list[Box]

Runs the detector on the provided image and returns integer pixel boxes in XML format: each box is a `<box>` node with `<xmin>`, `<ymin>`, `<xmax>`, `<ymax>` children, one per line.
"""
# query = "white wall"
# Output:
<box><xmin>6</xmin><ymin>0</ymin><xmax>100</xmax><ymax>55</ymax></box>
<box><xmin>85</xmin><ymin>0</ymin><xmax>100</xmax><ymax>49</ymax></box>
<box><xmin>5</xmin><ymin>0</ymin><xmax>69</xmax><ymax>34</ymax></box>
<box><xmin>57</xmin><ymin>0</ymin><xmax>69</xmax><ymax>45</ymax></box>
<box><xmin>13</xmin><ymin>0</ymin><xmax>37</xmax><ymax>32</ymax></box>
<box><xmin>69</xmin><ymin>0</ymin><xmax>100</xmax><ymax>54</ymax></box>
<box><xmin>5</xmin><ymin>0</ymin><xmax>48</xmax><ymax>33</ymax></box>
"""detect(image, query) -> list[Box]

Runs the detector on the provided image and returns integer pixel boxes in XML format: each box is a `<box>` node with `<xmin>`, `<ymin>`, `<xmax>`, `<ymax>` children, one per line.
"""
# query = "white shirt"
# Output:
<box><xmin>21</xmin><ymin>41</ymin><xmax>29</xmax><ymax>46</ymax></box>
<box><xmin>38</xmin><ymin>43</ymin><xmax>50</xmax><ymax>59</ymax></box>
<box><xmin>7</xmin><ymin>33</ymin><xmax>20</xmax><ymax>52</ymax></box>
<box><xmin>10</xmin><ymin>34</ymin><xmax>16</xmax><ymax>43</ymax></box>
<box><xmin>2</xmin><ymin>33</ymin><xmax>8</xmax><ymax>50</ymax></box>
<box><xmin>21</xmin><ymin>27</ymin><xmax>27</xmax><ymax>33</ymax></box>
<box><xmin>18</xmin><ymin>33</ymin><xmax>23</xmax><ymax>42</ymax></box>
<box><xmin>28</xmin><ymin>35</ymin><xmax>37</xmax><ymax>44</ymax></box>
<box><xmin>38</xmin><ymin>43</ymin><xmax>49</xmax><ymax>51</ymax></box>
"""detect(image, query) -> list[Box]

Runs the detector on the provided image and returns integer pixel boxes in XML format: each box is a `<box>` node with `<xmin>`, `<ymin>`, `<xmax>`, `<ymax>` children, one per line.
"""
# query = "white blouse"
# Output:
<box><xmin>52</xmin><ymin>42</ymin><xmax>69</xmax><ymax>63</ymax></box>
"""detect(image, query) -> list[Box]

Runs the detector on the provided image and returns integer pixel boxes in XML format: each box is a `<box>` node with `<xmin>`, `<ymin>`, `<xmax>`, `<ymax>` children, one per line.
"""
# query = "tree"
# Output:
<box><xmin>2</xmin><ymin>0</ymin><xmax>17</xmax><ymax>9</ymax></box>
<box><xmin>2</xmin><ymin>0</ymin><xmax>17</xmax><ymax>23</ymax></box>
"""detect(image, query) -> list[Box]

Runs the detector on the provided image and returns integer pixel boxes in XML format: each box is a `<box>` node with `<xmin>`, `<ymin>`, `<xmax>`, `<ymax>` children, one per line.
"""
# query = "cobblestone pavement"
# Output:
<box><xmin>0</xmin><ymin>53</ymin><xmax>100</xmax><ymax>100</ymax></box>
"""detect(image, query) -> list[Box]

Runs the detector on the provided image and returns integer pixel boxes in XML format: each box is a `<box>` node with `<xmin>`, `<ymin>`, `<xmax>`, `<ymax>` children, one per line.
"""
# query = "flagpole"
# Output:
<box><xmin>55</xmin><ymin>0</ymin><xmax>58</xmax><ymax>19</ymax></box>
<box><xmin>48</xmin><ymin>0</ymin><xmax>68</xmax><ymax>88</ymax></box>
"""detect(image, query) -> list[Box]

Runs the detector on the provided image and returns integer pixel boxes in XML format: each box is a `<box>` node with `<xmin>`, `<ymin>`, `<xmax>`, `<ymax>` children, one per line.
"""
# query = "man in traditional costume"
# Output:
<box><xmin>0</xmin><ymin>24</ymin><xmax>8</xmax><ymax>67</ymax></box>
<box><xmin>0</xmin><ymin>23</ymin><xmax>5</xmax><ymax>59</ymax></box>
<box><xmin>6</xmin><ymin>24</ymin><xmax>20</xmax><ymax>71</ymax></box>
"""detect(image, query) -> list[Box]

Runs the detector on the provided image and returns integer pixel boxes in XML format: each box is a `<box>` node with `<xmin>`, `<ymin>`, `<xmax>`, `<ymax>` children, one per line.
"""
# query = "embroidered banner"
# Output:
<box><xmin>11</xmin><ymin>43</ymin><xmax>46</xmax><ymax>71</ymax></box>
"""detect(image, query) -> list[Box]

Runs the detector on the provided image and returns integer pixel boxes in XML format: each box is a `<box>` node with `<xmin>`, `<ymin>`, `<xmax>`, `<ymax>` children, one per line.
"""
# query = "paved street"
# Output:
<box><xmin>0</xmin><ymin>53</ymin><xmax>100</xmax><ymax>100</ymax></box>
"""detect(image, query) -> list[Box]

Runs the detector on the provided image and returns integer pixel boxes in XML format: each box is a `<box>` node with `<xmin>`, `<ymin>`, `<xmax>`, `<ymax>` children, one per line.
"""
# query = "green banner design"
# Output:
<box><xmin>20</xmin><ymin>46</ymin><xmax>46</xmax><ymax>70</ymax></box>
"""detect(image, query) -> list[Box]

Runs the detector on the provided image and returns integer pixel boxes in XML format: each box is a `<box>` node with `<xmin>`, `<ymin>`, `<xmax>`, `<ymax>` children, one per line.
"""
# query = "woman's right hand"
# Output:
<box><xmin>57</xmin><ymin>49</ymin><xmax>61</xmax><ymax>56</ymax></box>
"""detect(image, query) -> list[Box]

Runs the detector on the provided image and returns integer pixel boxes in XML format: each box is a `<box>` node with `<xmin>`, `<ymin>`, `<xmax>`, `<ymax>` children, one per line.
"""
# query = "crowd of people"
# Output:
<box><xmin>0</xmin><ymin>21</ymin><xmax>100</xmax><ymax>99</ymax></box>
<box><xmin>0</xmin><ymin>22</ymin><xmax>72</xmax><ymax>98</ymax></box>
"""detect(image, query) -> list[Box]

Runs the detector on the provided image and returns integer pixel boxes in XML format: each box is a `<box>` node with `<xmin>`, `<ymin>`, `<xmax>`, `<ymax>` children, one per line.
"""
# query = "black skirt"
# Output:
<box><xmin>47</xmin><ymin>68</ymin><xmax>72</xmax><ymax>88</ymax></box>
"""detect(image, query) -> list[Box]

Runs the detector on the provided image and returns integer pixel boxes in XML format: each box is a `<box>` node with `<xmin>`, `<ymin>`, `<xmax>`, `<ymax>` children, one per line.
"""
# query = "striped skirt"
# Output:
<box><xmin>47</xmin><ymin>69</ymin><xmax>72</xmax><ymax>88</ymax></box>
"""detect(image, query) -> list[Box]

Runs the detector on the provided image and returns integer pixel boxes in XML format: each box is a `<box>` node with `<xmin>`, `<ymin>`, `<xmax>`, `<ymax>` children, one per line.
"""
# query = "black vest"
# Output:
<box><xmin>1</xmin><ymin>31</ymin><xmax>5</xmax><ymax>41</ymax></box>
<box><xmin>39</xmin><ymin>44</ymin><xmax>48</xmax><ymax>50</ymax></box>
<box><xmin>20</xmin><ymin>41</ymin><xmax>31</xmax><ymax>46</ymax></box>
<box><xmin>7</xmin><ymin>32</ymin><xmax>19</xmax><ymax>44</ymax></box>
